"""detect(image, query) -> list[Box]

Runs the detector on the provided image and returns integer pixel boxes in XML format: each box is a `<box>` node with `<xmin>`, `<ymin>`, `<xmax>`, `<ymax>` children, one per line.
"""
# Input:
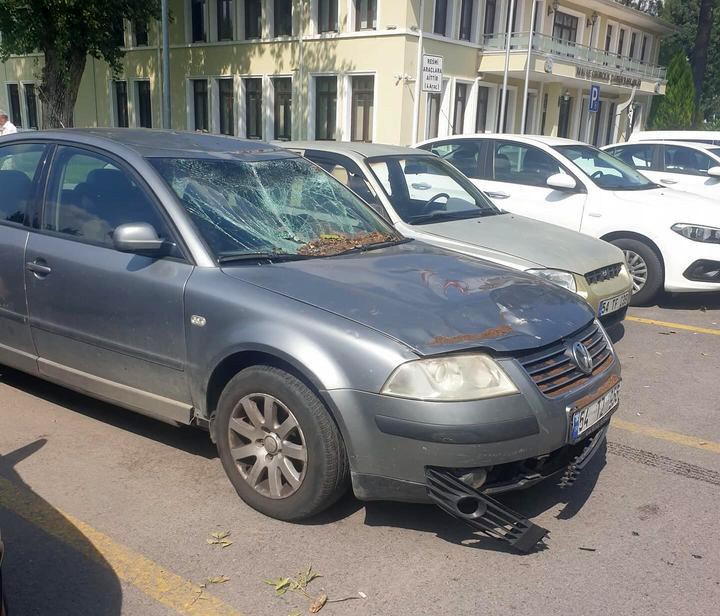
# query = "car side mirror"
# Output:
<box><xmin>113</xmin><ymin>222</ymin><xmax>168</xmax><ymax>255</ymax></box>
<box><xmin>546</xmin><ymin>173</ymin><xmax>577</xmax><ymax>191</ymax></box>
<box><xmin>707</xmin><ymin>166</ymin><xmax>720</xmax><ymax>178</ymax></box>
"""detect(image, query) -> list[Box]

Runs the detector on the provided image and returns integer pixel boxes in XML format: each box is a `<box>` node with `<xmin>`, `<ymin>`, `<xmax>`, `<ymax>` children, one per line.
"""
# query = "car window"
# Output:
<box><xmin>663</xmin><ymin>146</ymin><xmax>716</xmax><ymax>176</ymax></box>
<box><xmin>43</xmin><ymin>146</ymin><xmax>171</xmax><ymax>248</ymax></box>
<box><xmin>609</xmin><ymin>145</ymin><xmax>657</xmax><ymax>170</ymax></box>
<box><xmin>556</xmin><ymin>144</ymin><xmax>655</xmax><ymax>191</ymax></box>
<box><xmin>366</xmin><ymin>155</ymin><xmax>498</xmax><ymax>225</ymax></box>
<box><xmin>494</xmin><ymin>141</ymin><xmax>565</xmax><ymax>187</ymax></box>
<box><xmin>710</xmin><ymin>148</ymin><xmax>720</xmax><ymax>158</ymax></box>
<box><xmin>303</xmin><ymin>153</ymin><xmax>381</xmax><ymax>207</ymax></box>
<box><xmin>0</xmin><ymin>143</ymin><xmax>46</xmax><ymax>225</ymax></box>
<box><xmin>423</xmin><ymin>140</ymin><xmax>484</xmax><ymax>179</ymax></box>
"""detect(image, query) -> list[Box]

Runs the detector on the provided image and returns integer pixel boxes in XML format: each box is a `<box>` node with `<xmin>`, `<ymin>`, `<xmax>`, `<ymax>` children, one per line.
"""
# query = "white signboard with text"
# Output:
<box><xmin>422</xmin><ymin>54</ymin><xmax>444</xmax><ymax>93</ymax></box>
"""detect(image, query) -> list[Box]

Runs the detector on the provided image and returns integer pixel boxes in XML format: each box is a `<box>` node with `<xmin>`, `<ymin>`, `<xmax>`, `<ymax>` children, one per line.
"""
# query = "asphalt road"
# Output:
<box><xmin>1</xmin><ymin>294</ymin><xmax>719</xmax><ymax>616</ymax></box>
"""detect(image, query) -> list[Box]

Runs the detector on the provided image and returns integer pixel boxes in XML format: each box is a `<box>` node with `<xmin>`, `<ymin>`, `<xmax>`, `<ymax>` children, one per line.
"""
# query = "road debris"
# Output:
<box><xmin>207</xmin><ymin>530</ymin><xmax>233</xmax><ymax>548</ymax></box>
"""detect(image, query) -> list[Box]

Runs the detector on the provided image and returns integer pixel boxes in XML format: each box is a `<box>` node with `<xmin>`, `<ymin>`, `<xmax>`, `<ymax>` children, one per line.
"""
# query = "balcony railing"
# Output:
<box><xmin>482</xmin><ymin>32</ymin><xmax>667</xmax><ymax>81</ymax></box>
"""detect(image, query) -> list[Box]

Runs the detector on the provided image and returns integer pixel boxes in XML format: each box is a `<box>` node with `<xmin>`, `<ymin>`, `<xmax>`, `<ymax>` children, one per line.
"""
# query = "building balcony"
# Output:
<box><xmin>482</xmin><ymin>32</ymin><xmax>667</xmax><ymax>82</ymax></box>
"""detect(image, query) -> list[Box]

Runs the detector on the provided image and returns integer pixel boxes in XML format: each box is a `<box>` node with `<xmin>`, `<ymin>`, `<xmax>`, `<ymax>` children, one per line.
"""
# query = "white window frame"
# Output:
<box><xmin>424</xmin><ymin>78</ymin><xmax>451</xmax><ymax>140</ymax></box>
<box><xmin>312</xmin><ymin>0</ymin><xmax>340</xmax><ymax>36</ymax></box>
<box><xmin>186</xmin><ymin>0</ymin><xmax>211</xmax><ymax>43</ymax></box>
<box><xmin>550</xmin><ymin>5</ymin><xmax>586</xmax><ymax>46</ymax></box>
<box><xmin>186</xmin><ymin>77</ymin><xmax>213</xmax><ymax>131</ymax></box>
<box><xmin>132</xmin><ymin>79</ymin><xmax>153</xmax><ymax>128</ymax></box>
<box><xmin>110</xmin><ymin>79</ymin><xmax>131</xmax><ymax>128</ymax></box>
<box><xmin>470</xmin><ymin>80</ymin><xmax>497</xmax><ymax>134</ymax></box>
<box><xmin>309</xmin><ymin>73</ymin><xmax>340</xmax><ymax>140</ymax></box>
<box><xmin>239</xmin><ymin>74</ymin><xmax>266</xmax><ymax>139</ymax></box>
<box><xmin>347</xmin><ymin>0</ymin><xmax>380</xmax><ymax>32</ymax></box>
<box><xmin>343</xmin><ymin>71</ymin><xmax>377</xmax><ymax>142</ymax></box>
<box><xmin>270</xmin><ymin>74</ymin><xmax>294</xmax><ymax>140</ymax></box>
<box><xmin>450</xmin><ymin>78</ymin><xmax>474</xmax><ymax>135</ymax></box>
<box><xmin>267</xmin><ymin>0</ymin><xmax>294</xmax><ymax>38</ymax></box>
<box><xmin>431</xmin><ymin>0</ymin><xmax>454</xmax><ymax>38</ymax></box>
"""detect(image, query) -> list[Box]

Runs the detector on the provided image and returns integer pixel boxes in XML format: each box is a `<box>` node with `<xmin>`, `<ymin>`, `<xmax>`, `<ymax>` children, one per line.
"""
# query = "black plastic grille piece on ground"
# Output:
<box><xmin>425</xmin><ymin>468</ymin><xmax>548</xmax><ymax>553</ymax></box>
<box><xmin>558</xmin><ymin>424</ymin><xmax>609</xmax><ymax>488</ymax></box>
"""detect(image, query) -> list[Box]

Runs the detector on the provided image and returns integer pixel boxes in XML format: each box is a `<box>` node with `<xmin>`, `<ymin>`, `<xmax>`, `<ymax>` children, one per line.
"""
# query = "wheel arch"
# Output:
<box><xmin>600</xmin><ymin>231</ymin><xmax>666</xmax><ymax>271</ymax></box>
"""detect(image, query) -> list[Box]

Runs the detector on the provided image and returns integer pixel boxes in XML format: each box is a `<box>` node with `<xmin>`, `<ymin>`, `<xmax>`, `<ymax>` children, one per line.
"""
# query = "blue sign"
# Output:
<box><xmin>589</xmin><ymin>85</ymin><xmax>601</xmax><ymax>113</ymax></box>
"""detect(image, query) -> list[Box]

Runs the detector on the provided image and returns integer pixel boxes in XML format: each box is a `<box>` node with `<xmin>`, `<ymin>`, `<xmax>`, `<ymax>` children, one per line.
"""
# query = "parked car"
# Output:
<box><xmin>417</xmin><ymin>134</ymin><xmax>720</xmax><ymax>305</ymax></box>
<box><xmin>0</xmin><ymin>130</ymin><xmax>620</xmax><ymax>528</ymax></box>
<box><xmin>280</xmin><ymin>141</ymin><xmax>632</xmax><ymax>326</ymax></box>
<box><xmin>604</xmin><ymin>140</ymin><xmax>720</xmax><ymax>197</ymax></box>
<box><xmin>628</xmin><ymin>130</ymin><xmax>720</xmax><ymax>146</ymax></box>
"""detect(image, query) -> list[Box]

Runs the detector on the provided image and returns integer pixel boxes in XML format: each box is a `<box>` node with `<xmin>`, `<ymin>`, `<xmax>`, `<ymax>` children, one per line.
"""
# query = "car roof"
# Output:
<box><xmin>2</xmin><ymin>128</ymin><xmax>297</xmax><ymax>160</ymax></box>
<box><xmin>280</xmin><ymin>140</ymin><xmax>433</xmax><ymax>159</ymax></box>
<box><xmin>605</xmin><ymin>140</ymin><xmax>720</xmax><ymax>153</ymax></box>
<box><xmin>416</xmin><ymin>133</ymin><xmax>583</xmax><ymax>148</ymax></box>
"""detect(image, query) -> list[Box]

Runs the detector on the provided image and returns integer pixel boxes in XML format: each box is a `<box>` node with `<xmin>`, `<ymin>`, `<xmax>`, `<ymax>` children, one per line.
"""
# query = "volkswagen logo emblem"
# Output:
<box><xmin>571</xmin><ymin>341</ymin><xmax>593</xmax><ymax>375</ymax></box>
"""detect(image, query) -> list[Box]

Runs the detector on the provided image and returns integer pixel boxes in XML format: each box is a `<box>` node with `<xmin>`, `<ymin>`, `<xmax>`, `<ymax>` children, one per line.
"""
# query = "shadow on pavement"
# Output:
<box><xmin>0</xmin><ymin>440</ymin><xmax>122</xmax><ymax>615</ymax></box>
<box><xmin>0</xmin><ymin>366</ymin><xmax>217</xmax><ymax>460</ymax></box>
<box><xmin>362</xmin><ymin>441</ymin><xmax>607</xmax><ymax>553</ymax></box>
<box><xmin>607</xmin><ymin>323</ymin><xmax>625</xmax><ymax>344</ymax></box>
<box><xmin>655</xmin><ymin>292</ymin><xmax>720</xmax><ymax>311</ymax></box>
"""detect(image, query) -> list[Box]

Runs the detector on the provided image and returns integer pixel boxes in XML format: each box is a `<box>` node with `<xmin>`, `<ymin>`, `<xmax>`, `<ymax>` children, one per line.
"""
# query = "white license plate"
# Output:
<box><xmin>599</xmin><ymin>291</ymin><xmax>630</xmax><ymax>316</ymax></box>
<box><xmin>571</xmin><ymin>384</ymin><xmax>621</xmax><ymax>440</ymax></box>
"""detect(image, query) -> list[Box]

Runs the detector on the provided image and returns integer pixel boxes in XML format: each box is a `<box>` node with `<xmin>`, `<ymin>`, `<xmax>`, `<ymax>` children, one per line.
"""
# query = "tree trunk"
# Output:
<box><xmin>39</xmin><ymin>47</ymin><xmax>87</xmax><ymax>129</ymax></box>
<box><xmin>691</xmin><ymin>0</ymin><xmax>716</xmax><ymax>127</ymax></box>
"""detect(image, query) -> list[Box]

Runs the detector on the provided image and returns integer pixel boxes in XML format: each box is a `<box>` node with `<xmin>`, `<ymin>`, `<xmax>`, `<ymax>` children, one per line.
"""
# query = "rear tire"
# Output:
<box><xmin>215</xmin><ymin>366</ymin><xmax>349</xmax><ymax>521</ymax></box>
<box><xmin>611</xmin><ymin>238</ymin><xmax>663</xmax><ymax>306</ymax></box>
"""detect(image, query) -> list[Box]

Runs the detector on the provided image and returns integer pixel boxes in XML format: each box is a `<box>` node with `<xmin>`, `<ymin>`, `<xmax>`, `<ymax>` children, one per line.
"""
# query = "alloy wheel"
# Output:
<box><xmin>623</xmin><ymin>249</ymin><xmax>648</xmax><ymax>294</ymax></box>
<box><xmin>228</xmin><ymin>393</ymin><xmax>307</xmax><ymax>499</ymax></box>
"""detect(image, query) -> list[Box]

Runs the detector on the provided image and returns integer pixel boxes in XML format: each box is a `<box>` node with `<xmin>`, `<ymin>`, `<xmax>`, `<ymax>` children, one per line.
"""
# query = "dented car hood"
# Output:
<box><xmin>222</xmin><ymin>242</ymin><xmax>595</xmax><ymax>355</ymax></box>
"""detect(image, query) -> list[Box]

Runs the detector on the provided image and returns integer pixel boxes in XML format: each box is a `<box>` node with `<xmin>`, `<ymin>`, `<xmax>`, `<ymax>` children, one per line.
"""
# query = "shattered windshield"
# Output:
<box><xmin>150</xmin><ymin>156</ymin><xmax>401</xmax><ymax>260</ymax></box>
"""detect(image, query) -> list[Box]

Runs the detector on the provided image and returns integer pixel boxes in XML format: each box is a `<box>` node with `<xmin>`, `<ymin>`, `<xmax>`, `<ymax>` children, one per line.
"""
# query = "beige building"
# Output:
<box><xmin>0</xmin><ymin>1</ymin><xmax>675</xmax><ymax>146</ymax></box>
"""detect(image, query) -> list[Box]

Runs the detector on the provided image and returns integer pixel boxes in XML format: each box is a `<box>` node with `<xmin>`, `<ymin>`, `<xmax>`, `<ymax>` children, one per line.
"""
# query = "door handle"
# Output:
<box><xmin>660</xmin><ymin>178</ymin><xmax>678</xmax><ymax>185</ymax></box>
<box><xmin>26</xmin><ymin>260</ymin><xmax>52</xmax><ymax>277</ymax></box>
<box><xmin>486</xmin><ymin>191</ymin><xmax>510</xmax><ymax>199</ymax></box>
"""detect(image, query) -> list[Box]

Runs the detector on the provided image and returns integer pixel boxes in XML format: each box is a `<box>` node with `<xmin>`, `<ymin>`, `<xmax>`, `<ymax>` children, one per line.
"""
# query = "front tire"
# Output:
<box><xmin>215</xmin><ymin>366</ymin><xmax>349</xmax><ymax>521</ymax></box>
<box><xmin>611</xmin><ymin>238</ymin><xmax>663</xmax><ymax>306</ymax></box>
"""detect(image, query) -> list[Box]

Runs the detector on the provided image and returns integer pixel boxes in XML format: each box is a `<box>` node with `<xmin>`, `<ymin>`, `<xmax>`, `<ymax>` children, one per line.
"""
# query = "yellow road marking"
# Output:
<box><xmin>626</xmin><ymin>315</ymin><xmax>720</xmax><ymax>336</ymax></box>
<box><xmin>0</xmin><ymin>477</ymin><xmax>244</xmax><ymax>616</ymax></box>
<box><xmin>612</xmin><ymin>418</ymin><xmax>720</xmax><ymax>454</ymax></box>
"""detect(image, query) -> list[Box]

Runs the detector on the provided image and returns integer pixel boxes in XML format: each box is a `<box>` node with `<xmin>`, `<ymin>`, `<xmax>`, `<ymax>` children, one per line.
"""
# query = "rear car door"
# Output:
<box><xmin>660</xmin><ymin>144</ymin><xmax>720</xmax><ymax>194</ymax></box>
<box><xmin>0</xmin><ymin>142</ymin><xmax>48</xmax><ymax>374</ymax></box>
<box><xmin>25</xmin><ymin>144</ymin><xmax>194</xmax><ymax>422</ymax></box>
<box><xmin>480</xmin><ymin>140</ymin><xmax>587</xmax><ymax>230</ymax></box>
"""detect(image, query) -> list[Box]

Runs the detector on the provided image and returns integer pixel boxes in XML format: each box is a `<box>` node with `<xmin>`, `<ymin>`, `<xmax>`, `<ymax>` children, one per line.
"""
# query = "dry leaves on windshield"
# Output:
<box><xmin>297</xmin><ymin>231</ymin><xmax>396</xmax><ymax>256</ymax></box>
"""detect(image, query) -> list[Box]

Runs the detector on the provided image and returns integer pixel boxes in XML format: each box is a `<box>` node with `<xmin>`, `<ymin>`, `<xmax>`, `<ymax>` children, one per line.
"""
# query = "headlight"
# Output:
<box><xmin>381</xmin><ymin>355</ymin><xmax>518</xmax><ymax>401</ymax></box>
<box><xmin>526</xmin><ymin>268</ymin><xmax>577</xmax><ymax>292</ymax></box>
<box><xmin>671</xmin><ymin>223</ymin><xmax>720</xmax><ymax>244</ymax></box>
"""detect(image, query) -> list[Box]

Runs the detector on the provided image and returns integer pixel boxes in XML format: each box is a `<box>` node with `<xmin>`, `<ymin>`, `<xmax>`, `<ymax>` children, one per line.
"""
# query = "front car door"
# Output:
<box><xmin>660</xmin><ymin>144</ymin><xmax>720</xmax><ymax>195</ymax></box>
<box><xmin>25</xmin><ymin>144</ymin><xmax>194</xmax><ymax>422</ymax></box>
<box><xmin>0</xmin><ymin>142</ymin><xmax>49</xmax><ymax>374</ymax></box>
<box><xmin>606</xmin><ymin>143</ymin><xmax>663</xmax><ymax>185</ymax></box>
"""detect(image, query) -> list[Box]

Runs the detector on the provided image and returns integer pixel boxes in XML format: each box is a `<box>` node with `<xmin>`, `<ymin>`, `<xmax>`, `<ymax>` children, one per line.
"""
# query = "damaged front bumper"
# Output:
<box><xmin>426</xmin><ymin>423</ymin><xmax>609</xmax><ymax>553</ymax></box>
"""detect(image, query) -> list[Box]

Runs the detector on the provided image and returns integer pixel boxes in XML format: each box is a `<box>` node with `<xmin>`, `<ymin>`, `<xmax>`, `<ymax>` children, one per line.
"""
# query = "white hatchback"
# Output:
<box><xmin>603</xmin><ymin>140</ymin><xmax>720</xmax><ymax>198</ymax></box>
<box><xmin>416</xmin><ymin>134</ymin><xmax>720</xmax><ymax>305</ymax></box>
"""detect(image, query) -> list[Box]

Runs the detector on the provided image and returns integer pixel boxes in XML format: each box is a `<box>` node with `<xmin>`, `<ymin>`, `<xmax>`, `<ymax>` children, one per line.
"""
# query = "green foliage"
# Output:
<box><xmin>0</xmin><ymin>1</ymin><xmax>160</xmax><ymax>71</ymax></box>
<box><xmin>649</xmin><ymin>52</ymin><xmax>696</xmax><ymax>129</ymax></box>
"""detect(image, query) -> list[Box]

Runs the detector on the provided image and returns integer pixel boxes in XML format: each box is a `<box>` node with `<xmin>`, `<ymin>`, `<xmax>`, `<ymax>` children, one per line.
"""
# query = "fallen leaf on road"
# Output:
<box><xmin>310</xmin><ymin>592</ymin><xmax>328</xmax><ymax>613</ymax></box>
<box><xmin>207</xmin><ymin>531</ymin><xmax>233</xmax><ymax>548</ymax></box>
<box><xmin>206</xmin><ymin>575</ymin><xmax>230</xmax><ymax>585</ymax></box>
<box><xmin>692</xmin><ymin>554</ymin><xmax>703</xmax><ymax>559</ymax></box>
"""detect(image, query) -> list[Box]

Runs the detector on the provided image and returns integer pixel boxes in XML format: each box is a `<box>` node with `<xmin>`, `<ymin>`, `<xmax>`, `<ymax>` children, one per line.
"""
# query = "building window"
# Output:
<box><xmin>355</xmin><ymin>0</ymin><xmax>376</xmax><ymax>31</ymax></box>
<box><xmin>7</xmin><ymin>84</ymin><xmax>22</xmax><ymax>127</ymax></box>
<box><xmin>640</xmin><ymin>35</ymin><xmax>648</xmax><ymax>62</ymax></box>
<box><xmin>114</xmin><ymin>23</ymin><xmax>126</xmax><ymax>47</ymax></box>
<box><xmin>318</xmin><ymin>0</ymin><xmax>338</xmax><ymax>33</ymax></box>
<box><xmin>605</xmin><ymin>25</ymin><xmax>613</xmax><ymax>52</ymax></box>
<box><xmin>113</xmin><ymin>81</ymin><xmax>129</xmax><ymax>128</ymax></box>
<box><xmin>217</xmin><ymin>0</ymin><xmax>234</xmax><ymax>40</ymax></box>
<box><xmin>351</xmin><ymin>76</ymin><xmax>374</xmax><ymax>142</ymax></box>
<box><xmin>134</xmin><ymin>21</ymin><xmax>149</xmax><ymax>46</ymax></box>
<box><xmin>273</xmin><ymin>78</ymin><xmax>292</xmax><ymax>140</ymax></box>
<box><xmin>274</xmin><ymin>0</ymin><xmax>292</xmax><ymax>36</ymax></box>
<box><xmin>245</xmin><ymin>0</ymin><xmax>262</xmax><ymax>38</ymax></box>
<box><xmin>137</xmin><ymin>81</ymin><xmax>152</xmax><ymax>128</ymax></box>
<box><xmin>218</xmin><ymin>78</ymin><xmax>235</xmax><ymax>135</ymax></box>
<box><xmin>552</xmin><ymin>12</ymin><xmax>578</xmax><ymax>44</ymax></box>
<box><xmin>315</xmin><ymin>76</ymin><xmax>337</xmax><ymax>140</ymax></box>
<box><xmin>459</xmin><ymin>0</ymin><xmax>474</xmax><ymax>41</ymax></box>
<box><xmin>433</xmin><ymin>0</ymin><xmax>448</xmax><ymax>36</ymax></box>
<box><xmin>427</xmin><ymin>92</ymin><xmax>441</xmax><ymax>139</ymax></box>
<box><xmin>540</xmin><ymin>92</ymin><xmax>548</xmax><ymax>134</ymax></box>
<box><xmin>484</xmin><ymin>0</ymin><xmax>496</xmax><ymax>38</ymax></box>
<box><xmin>605</xmin><ymin>102</ymin><xmax>616</xmax><ymax>144</ymax></box>
<box><xmin>24</xmin><ymin>84</ymin><xmax>39</xmax><ymax>129</ymax></box>
<box><xmin>245</xmin><ymin>78</ymin><xmax>262</xmax><ymax>139</ymax></box>
<box><xmin>629</xmin><ymin>32</ymin><xmax>637</xmax><ymax>58</ymax></box>
<box><xmin>617</xmin><ymin>28</ymin><xmax>626</xmax><ymax>56</ymax></box>
<box><xmin>476</xmin><ymin>85</ymin><xmax>489</xmax><ymax>132</ymax></box>
<box><xmin>192</xmin><ymin>79</ymin><xmax>209</xmax><ymax>131</ymax></box>
<box><xmin>191</xmin><ymin>0</ymin><xmax>207</xmax><ymax>42</ymax></box>
<box><xmin>453</xmin><ymin>83</ymin><xmax>467</xmax><ymax>134</ymax></box>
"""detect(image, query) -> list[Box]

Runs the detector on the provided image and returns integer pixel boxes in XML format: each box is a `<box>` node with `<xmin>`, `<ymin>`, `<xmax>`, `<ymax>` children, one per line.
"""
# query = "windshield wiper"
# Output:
<box><xmin>410</xmin><ymin>210</ymin><xmax>495</xmax><ymax>225</ymax></box>
<box><xmin>327</xmin><ymin>236</ymin><xmax>411</xmax><ymax>257</ymax></box>
<box><xmin>217</xmin><ymin>251</ymin><xmax>312</xmax><ymax>264</ymax></box>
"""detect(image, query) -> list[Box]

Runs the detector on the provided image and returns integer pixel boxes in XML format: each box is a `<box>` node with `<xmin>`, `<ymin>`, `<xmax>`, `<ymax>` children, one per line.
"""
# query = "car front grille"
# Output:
<box><xmin>585</xmin><ymin>263</ymin><xmax>623</xmax><ymax>285</ymax></box>
<box><xmin>516</xmin><ymin>321</ymin><xmax>613</xmax><ymax>398</ymax></box>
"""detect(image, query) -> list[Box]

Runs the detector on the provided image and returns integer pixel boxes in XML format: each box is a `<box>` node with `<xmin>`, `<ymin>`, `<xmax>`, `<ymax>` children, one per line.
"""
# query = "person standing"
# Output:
<box><xmin>0</xmin><ymin>112</ymin><xmax>18</xmax><ymax>136</ymax></box>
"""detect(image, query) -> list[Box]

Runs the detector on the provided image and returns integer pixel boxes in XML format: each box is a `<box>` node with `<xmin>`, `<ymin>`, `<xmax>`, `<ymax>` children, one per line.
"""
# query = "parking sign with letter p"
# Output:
<box><xmin>589</xmin><ymin>85</ymin><xmax>601</xmax><ymax>113</ymax></box>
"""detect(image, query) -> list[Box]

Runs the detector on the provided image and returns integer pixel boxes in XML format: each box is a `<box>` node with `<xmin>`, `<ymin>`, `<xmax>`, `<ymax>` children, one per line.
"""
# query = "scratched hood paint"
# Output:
<box><xmin>222</xmin><ymin>242</ymin><xmax>595</xmax><ymax>355</ymax></box>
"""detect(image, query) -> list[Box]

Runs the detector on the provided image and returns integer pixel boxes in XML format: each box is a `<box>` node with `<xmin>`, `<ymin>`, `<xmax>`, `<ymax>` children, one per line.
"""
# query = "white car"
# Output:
<box><xmin>416</xmin><ymin>134</ymin><xmax>720</xmax><ymax>305</ymax></box>
<box><xmin>603</xmin><ymin>140</ymin><xmax>720</xmax><ymax>198</ymax></box>
<box><xmin>628</xmin><ymin>130</ymin><xmax>720</xmax><ymax>146</ymax></box>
